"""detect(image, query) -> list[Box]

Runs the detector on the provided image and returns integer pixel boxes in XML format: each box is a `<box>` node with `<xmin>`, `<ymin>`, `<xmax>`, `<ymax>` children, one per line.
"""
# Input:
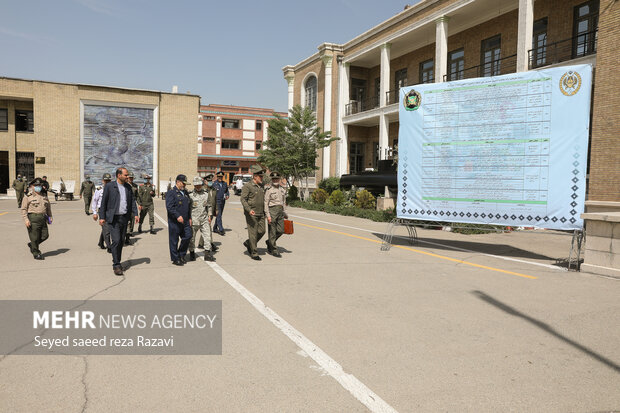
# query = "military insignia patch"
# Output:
<box><xmin>404</xmin><ymin>90</ymin><xmax>422</xmax><ymax>111</ymax></box>
<box><xmin>559</xmin><ymin>71</ymin><xmax>582</xmax><ymax>96</ymax></box>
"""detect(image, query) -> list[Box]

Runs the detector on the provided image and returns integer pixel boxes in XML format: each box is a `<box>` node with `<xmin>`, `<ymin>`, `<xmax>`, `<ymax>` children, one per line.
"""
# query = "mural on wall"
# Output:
<box><xmin>83</xmin><ymin>105</ymin><xmax>154</xmax><ymax>183</ymax></box>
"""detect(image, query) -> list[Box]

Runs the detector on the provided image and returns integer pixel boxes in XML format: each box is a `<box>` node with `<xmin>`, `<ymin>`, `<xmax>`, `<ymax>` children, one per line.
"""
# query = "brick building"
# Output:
<box><xmin>197</xmin><ymin>104</ymin><xmax>287</xmax><ymax>183</ymax></box>
<box><xmin>283</xmin><ymin>0</ymin><xmax>617</xmax><ymax>201</ymax></box>
<box><xmin>0</xmin><ymin>77</ymin><xmax>199</xmax><ymax>194</ymax></box>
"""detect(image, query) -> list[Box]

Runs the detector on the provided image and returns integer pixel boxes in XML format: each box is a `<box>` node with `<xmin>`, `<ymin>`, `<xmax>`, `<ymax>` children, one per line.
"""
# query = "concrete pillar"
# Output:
<box><xmin>435</xmin><ymin>16</ymin><xmax>449</xmax><ymax>83</ymax></box>
<box><xmin>8</xmin><ymin>101</ymin><xmax>16</xmax><ymax>184</ymax></box>
<box><xmin>337</xmin><ymin>61</ymin><xmax>350</xmax><ymax>176</ymax></box>
<box><xmin>379</xmin><ymin>43</ymin><xmax>391</xmax><ymax>106</ymax></box>
<box><xmin>322</xmin><ymin>55</ymin><xmax>333</xmax><ymax>178</ymax></box>
<box><xmin>286</xmin><ymin>75</ymin><xmax>295</xmax><ymax>111</ymax></box>
<box><xmin>379</xmin><ymin>113</ymin><xmax>389</xmax><ymax>161</ymax></box>
<box><xmin>516</xmin><ymin>0</ymin><xmax>534</xmax><ymax>72</ymax></box>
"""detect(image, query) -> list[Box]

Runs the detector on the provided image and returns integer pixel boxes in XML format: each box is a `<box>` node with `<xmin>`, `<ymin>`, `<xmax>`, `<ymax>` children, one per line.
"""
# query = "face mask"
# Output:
<box><xmin>34</xmin><ymin>186</ymin><xmax>42</xmax><ymax>193</ymax></box>
<box><xmin>207</xmin><ymin>182</ymin><xmax>213</xmax><ymax>187</ymax></box>
<box><xmin>272</xmin><ymin>181</ymin><xmax>280</xmax><ymax>187</ymax></box>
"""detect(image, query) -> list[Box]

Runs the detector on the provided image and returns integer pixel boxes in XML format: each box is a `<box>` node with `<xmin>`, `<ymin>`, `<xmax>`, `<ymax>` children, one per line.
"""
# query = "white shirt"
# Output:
<box><xmin>235</xmin><ymin>179</ymin><xmax>243</xmax><ymax>190</ymax></box>
<box><xmin>91</xmin><ymin>187</ymin><xmax>103</xmax><ymax>213</ymax></box>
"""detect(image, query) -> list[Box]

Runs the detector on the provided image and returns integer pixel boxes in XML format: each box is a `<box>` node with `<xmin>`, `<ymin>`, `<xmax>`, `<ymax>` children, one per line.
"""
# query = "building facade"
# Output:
<box><xmin>282</xmin><ymin>0</ymin><xmax>618</xmax><ymax>207</ymax></box>
<box><xmin>0</xmin><ymin>77</ymin><xmax>199</xmax><ymax>193</ymax></box>
<box><xmin>197</xmin><ymin>104</ymin><xmax>287</xmax><ymax>183</ymax></box>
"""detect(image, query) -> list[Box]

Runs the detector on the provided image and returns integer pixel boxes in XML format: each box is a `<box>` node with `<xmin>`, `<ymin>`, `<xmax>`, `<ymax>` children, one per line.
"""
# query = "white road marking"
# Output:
<box><xmin>153</xmin><ymin>211</ymin><xmax>399</xmax><ymax>413</ymax></box>
<box><xmin>287</xmin><ymin>213</ymin><xmax>566</xmax><ymax>272</ymax></box>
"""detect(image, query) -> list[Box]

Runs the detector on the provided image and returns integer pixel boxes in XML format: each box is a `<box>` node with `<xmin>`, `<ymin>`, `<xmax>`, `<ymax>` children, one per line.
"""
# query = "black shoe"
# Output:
<box><xmin>172</xmin><ymin>260</ymin><xmax>183</xmax><ymax>266</ymax></box>
<box><xmin>138</xmin><ymin>225</ymin><xmax>142</xmax><ymax>234</ymax></box>
<box><xmin>113</xmin><ymin>266</ymin><xmax>124</xmax><ymax>275</ymax></box>
<box><xmin>27</xmin><ymin>242</ymin><xmax>32</xmax><ymax>250</ymax></box>
<box><xmin>98</xmin><ymin>243</ymin><xmax>105</xmax><ymax>249</ymax></box>
<box><xmin>211</xmin><ymin>243</ymin><xmax>219</xmax><ymax>252</ymax></box>
<box><xmin>34</xmin><ymin>254</ymin><xmax>44</xmax><ymax>260</ymax></box>
<box><xmin>125</xmin><ymin>236</ymin><xmax>132</xmax><ymax>245</ymax></box>
<box><xmin>189</xmin><ymin>251</ymin><xmax>196</xmax><ymax>261</ymax></box>
<box><xmin>266</xmin><ymin>240</ymin><xmax>273</xmax><ymax>253</ymax></box>
<box><xmin>251</xmin><ymin>255</ymin><xmax>261</xmax><ymax>261</ymax></box>
<box><xmin>204</xmin><ymin>251</ymin><xmax>215</xmax><ymax>262</ymax></box>
<box><xmin>150</xmin><ymin>227</ymin><xmax>155</xmax><ymax>234</ymax></box>
<box><xmin>243</xmin><ymin>240</ymin><xmax>251</xmax><ymax>254</ymax></box>
<box><xmin>272</xmin><ymin>251</ymin><xmax>282</xmax><ymax>258</ymax></box>
<box><xmin>181</xmin><ymin>255</ymin><xmax>187</xmax><ymax>264</ymax></box>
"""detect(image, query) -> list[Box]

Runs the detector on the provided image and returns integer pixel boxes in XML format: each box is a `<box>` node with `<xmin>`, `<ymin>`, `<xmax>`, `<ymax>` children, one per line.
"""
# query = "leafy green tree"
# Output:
<box><xmin>258</xmin><ymin>105</ymin><xmax>338</xmax><ymax>199</ymax></box>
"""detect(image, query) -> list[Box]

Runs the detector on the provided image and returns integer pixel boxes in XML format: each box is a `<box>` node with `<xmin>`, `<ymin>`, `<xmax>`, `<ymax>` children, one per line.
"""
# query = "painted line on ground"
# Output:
<box><xmin>0</xmin><ymin>212</ymin><xmax>8</xmax><ymax>216</ymax></box>
<box><xmin>294</xmin><ymin>221</ymin><xmax>537</xmax><ymax>280</ymax></box>
<box><xmin>154</xmin><ymin>210</ymin><xmax>399</xmax><ymax>413</ymax></box>
<box><xmin>288</xmin><ymin>212</ymin><xmax>563</xmax><ymax>272</ymax></box>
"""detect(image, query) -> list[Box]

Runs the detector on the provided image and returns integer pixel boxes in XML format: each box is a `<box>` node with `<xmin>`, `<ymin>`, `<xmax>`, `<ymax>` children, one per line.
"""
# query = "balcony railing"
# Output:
<box><xmin>529</xmin><ymin>30</ymin><xmax>597</xmax><ymax>70</ymax></box>
<box><xmin>443</xmin><ymin>53</ymin><xmax>517</xmax><ymax>82</ymax></box>
<box><xmin>344</xmin><ymin>96</ymin><xmax>379</xmax><ymax>116</ymax></box>
<box><xmin>386</xmin><ymin>89</ymin><xmax>400</xmax><ymax>105</ymax></box>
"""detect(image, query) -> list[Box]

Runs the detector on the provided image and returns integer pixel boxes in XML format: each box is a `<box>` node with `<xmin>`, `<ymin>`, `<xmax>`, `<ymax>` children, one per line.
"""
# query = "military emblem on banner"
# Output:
<box><xmin>404</xmin><ymin>89</ymin><xmax>422</xmax><ymax>111</ymax></box>
<box><xmin>559</xmin><ymin>71</ymin><xmax>582</xmax><ymax>96</ymax></box>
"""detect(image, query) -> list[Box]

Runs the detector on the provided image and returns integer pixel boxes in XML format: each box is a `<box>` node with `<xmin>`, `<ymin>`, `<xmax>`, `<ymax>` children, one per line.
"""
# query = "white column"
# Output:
<box><xmin>516</xmin><ymin>0</ymin><xmax>534</xmax><ymax>72</ymax></box>
<box><xmin>435</xmin><ymin>16</ymin><xmax>449</xmax><ymax>83</ymax></box>
<box><xmin>379</xmin><ymin>43</ymin><xmax>391</xmax><ymax>107</ymax></box>
<box><xmin>286</xmin><ymin>75</ymin><xmax>295</xmax><ymax>110</ymax></box>
<box><xmin>379</xmin><ymin>113</ymin><xmax>389</xmax><ymax>161</ymax></box>
<box><xmin>338</xmin><ymin>61</ymin><xmax>350</xmax><ymax>176</ymax></box>
<box><xmin>322</xmin><ymin>55</ymin><xmax>333</xmax><ymax>178</ymax></box>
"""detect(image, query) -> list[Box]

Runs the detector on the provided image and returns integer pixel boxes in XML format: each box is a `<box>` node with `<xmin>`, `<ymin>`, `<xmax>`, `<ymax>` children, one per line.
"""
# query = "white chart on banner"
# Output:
<box><xmin>398</xmin><ymin>65</ymin><xmax>592</xmax><ymax>230</ymax></box>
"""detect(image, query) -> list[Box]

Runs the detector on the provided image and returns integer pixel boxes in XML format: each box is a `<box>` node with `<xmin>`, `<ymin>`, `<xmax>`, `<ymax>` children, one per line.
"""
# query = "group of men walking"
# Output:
<box><xmin>18</xmin><ymin>164</ymin><xmax>289</xmax><ymax>274</ymax></box>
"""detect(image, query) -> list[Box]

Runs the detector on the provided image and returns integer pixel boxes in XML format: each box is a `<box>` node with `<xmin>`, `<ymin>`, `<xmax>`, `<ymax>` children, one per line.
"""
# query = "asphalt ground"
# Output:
<box><xmin>0</xmin><ymin>197</ymin><xmax>619</xmax><ymax>412</ymax></box>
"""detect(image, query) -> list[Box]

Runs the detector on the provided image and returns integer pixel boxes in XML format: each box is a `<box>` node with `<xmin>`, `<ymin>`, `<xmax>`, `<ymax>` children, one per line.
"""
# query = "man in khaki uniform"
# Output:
<box><xmin>264</xmin><ymin>171</ymin><xmax>288</xmax><ymax>258</ymax></box>
<box><xmin>80</xmin><ymin>176</ymin><xmax>96</xmax><ymax>215</ymax></box>
<box><xmin>188</xmin><ymin>176</ymin><xmax>216</xmax><ymax>262</ymax></box>
<box><xmin>240</xmin><ymin>165</ymin><xmax>266</xmax><ymax>261</ymax></box>
<box><xmin>21</xmin><ymin>178</ymin><xmax>53</xmax><ymax>260</ymax></box>
<box><xmin>12</xmin><ymin>174</ymin><xmax>26</xmax><ymax>208</ymax></box>
<box><xmin>137</xmin><ymin>174</ymin><xmax>156</xmax><ymax>234</ymax></box>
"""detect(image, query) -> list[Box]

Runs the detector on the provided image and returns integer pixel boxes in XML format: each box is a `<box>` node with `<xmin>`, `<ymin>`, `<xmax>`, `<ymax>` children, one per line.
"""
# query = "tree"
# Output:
<box><xmin>258</xmin><ymin>105</ymin><xmax>338</xmax><ymax>199</ymax></box>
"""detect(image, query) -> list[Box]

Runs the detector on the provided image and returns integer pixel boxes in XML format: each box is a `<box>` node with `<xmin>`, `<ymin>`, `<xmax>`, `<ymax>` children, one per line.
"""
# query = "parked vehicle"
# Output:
<box><xmin>339</xmin><ymin>160</ymin><xmax>397</xmax><ymax>196</ymax></box>
<box><xmin>232</xmin><ymin>174</ymin><xmax>252</xmax><ymax>195</ymax></box>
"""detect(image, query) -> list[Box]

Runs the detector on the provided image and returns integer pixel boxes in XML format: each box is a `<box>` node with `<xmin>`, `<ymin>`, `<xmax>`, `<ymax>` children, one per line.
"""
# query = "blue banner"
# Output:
<box><xmin>397</xmin><ymin>64</ymin><xmax>592</xmax><ymax>230</ymax></box>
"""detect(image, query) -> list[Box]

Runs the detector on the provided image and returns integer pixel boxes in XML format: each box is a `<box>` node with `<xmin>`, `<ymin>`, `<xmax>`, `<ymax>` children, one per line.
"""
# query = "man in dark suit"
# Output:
<box><xmin>99</xmin><ymin>167</ymin><xmax>139</xmax><ymax>276</ymax></box>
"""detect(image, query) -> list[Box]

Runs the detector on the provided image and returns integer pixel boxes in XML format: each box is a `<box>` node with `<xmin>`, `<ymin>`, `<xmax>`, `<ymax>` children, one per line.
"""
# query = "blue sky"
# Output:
<box><xmin>0</xmin><ymin>0</ymin><xmax>420</xmax><ymax>112</ymax></box>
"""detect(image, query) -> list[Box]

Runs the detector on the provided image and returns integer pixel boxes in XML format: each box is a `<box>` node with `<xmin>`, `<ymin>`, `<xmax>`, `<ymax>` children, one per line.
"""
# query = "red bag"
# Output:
<box><xmin>284</xmin><ymin>219</ymin><xmax>294</xmax><ymax>235</ymax></box>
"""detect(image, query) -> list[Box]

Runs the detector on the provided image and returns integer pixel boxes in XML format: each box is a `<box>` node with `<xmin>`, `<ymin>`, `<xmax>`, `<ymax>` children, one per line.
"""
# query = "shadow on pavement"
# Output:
<box><xmin>372</xmin><ymin>232</ymin><xmax>555</xmax><ymax>261</ymax></box>
<box><xmin>124</xmin><ymin>257</ymin><xmax>151</xmax><ymax>269</ymax></box>
<box><xmin>42</xmin><ymin>248</ymin><xmax>70</xmax><ymax>258</ymax></box>
<box><xmin>472</xmin><ymin>290</ymin><xmax>620</xmax><ymax>374</ymax></box>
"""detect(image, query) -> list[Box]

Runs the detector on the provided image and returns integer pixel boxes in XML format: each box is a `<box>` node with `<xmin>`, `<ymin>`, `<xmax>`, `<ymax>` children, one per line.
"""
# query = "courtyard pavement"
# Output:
<box><xmin>0</xmin><ymin>197</ymin><xmax>619</xmax><ymax>412</ymax></box>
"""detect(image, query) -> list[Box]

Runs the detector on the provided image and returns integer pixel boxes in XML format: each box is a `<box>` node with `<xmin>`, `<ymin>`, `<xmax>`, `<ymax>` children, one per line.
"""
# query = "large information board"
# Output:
<box><xmin>397</xmin><ymin>64</ymin><xmax>592</xmax><ymax>230</ymax></box>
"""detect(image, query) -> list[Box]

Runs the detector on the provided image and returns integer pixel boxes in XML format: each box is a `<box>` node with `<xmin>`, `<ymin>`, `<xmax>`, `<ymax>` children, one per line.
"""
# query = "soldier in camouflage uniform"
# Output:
<box><xmin>240</xmin><ymin>165</ymin><xmax>266</xmax><ymax>261</ymax></box>
<box><xmin>80</xmin><ymin>176</ymin><xmax>95</xmax><ymax>215</ymax></box>
<box><xmin>188</xmin><ymin>176</ymin><xmax>216</xmax><ymax>261</ymax></box>
<box><xmin>125</xmin><ymin>172</ymin><xmax>139</xmax><ymax>244</ymax></box>
<box><xmin>138</xmin><ymin>174</ymin><xmax>156</xmax><ymax>234</ymax></box>
<box><xmin>197</xmin><ymin>174</ymin><xmax>219</xmax><ymax>252</ymax></box>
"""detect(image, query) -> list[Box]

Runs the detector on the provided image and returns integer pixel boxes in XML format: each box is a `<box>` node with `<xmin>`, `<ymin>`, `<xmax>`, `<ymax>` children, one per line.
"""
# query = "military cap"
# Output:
<box><xmin>205</xmin><ymin>173</ymin><xmax>214</xmax><ymax>181</ymax></box>
<box><xmin>102</xmin><ymin>173</ymin><xmax>112</xmax><ymax>181</ymax></box>
<box><xmin>269</xmin><ymin>171</ymin><xmax>281</xmax><ymax>179</ymax></box>
<box><xmin>128</xmin><ymin>171</ymin><xmax>134</xmax><ymax>178</ymax></box>
<box><xmin>144</xmin><ymin>174</ymin><xmax>152</xmax><ymax>179</ymax></box>
<box><xmin>30</xmin><ymin>177</ymin><xmax>43</xmax><ymax>186</ymax></box>
<box><xmin>250</xmin><ymin>165</ymin><xmax>265</xmax><ymax>175</ymax></box>
<box><xmin>216</xmin><ymin>171</ymin><xmax>224</xmax><ymax>177</ymax></box>
<box><xmin>192</xmin><ymin>176</ymin><xmax>203</xmax><ymax>186</ymax></box>
<box><xmin>17</xmin><ymin>174</ymin><xmax>22</xmax><ymax>178</ymax></box>
<box><xmin>85</xmin><ymin>175</ymin><xmax>91</xmax><ymax>180</ymax></box>
<box><xmin>175</xmin><ymin>174</ymin><xmax>188</xmax><ymax>184</ymax></box>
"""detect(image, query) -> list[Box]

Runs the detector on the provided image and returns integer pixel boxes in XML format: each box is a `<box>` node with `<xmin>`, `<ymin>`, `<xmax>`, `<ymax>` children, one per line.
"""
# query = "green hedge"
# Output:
<box><xmin>289</xmin><ymin>200</ymin><xmax>396</xmax><ymax>222</ymax></box>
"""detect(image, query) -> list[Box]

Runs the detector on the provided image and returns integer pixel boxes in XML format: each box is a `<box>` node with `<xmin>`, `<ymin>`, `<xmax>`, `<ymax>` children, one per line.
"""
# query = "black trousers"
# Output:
<box><xmin>109</xmin><ymin>215</ymin><xmax>128</xmax><ymax>268</ymax></box>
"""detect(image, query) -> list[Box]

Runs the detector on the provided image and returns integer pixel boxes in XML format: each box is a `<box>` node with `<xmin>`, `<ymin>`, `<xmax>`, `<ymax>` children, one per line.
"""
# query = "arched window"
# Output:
<box><xmin>304</xmin><ymin>76</ymin><xmax>317</xmax><ymax>112</ymax></box>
